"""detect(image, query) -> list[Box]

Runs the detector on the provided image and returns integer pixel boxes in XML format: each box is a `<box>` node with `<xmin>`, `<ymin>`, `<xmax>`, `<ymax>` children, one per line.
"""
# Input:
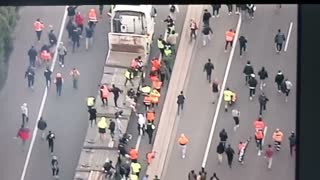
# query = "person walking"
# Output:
<box><xmin>33</xmin><ymin>18</ymin><xmax>45</xmax><ymax>42</ymax></box>
<box><xmin>219</xmin><ymin>129</ymin><xmax>228</xmax><ymax>146</ymax></box>
<box><xmin>109</xmin><ymin>84</ymin><xmax>123</xmax><ymax>107</ymax></box>
<box><xmin>54</xmin><ymin>73</ymin><xmax>64</xmax><ymax>96</ymax></box>
<box><xmin>202</xmin><ymin>25</ymin><xmax>213</xmax><ymax>46</ymax></box>
<box><xmin>254</xmin><ymin>116</ymin><xmax>266</xmax><ymax>132</ymax></box>
<box><xmin>211</xmin><ymin>79</ymin><xmax>220</xmax><ymax>104</ymax></box>
<box><xmin>16</xmin><ymin>125</ymin><xmax>30</xmax><ymax>149</ymax></box>
<box><xmin>85</xmin><ymin>25</ymin><xmax>94</xmax><ymax>50</ymax></box>
<box><xmin>51</xmin><ymin>155</ymin><xmax>60</xmax><ymax>178</ymax></box>
<box><xmin>57</xmin><ymin>42</ymin><xmax>67</xmax><ymax>68</ymax></box>
<box><xmin>264</xmin><ymin>144</ymin><xmax>273</xmax><ymax>169</ymax></box>
<box><xmin>145</xmin><ymin>121</ymin><xmax>155</xmax><ymax>144</ymax></box>
<box><xmin>202</xmin><ymin>9</ymin><xmax>212</xmax><ymax>26</ymax></box>
<box><xmin>21</xmin><ymin>103</ymin><xmax>29</xmax><ymax>127</ymax></box>
<box><xmin>211</xmin><ymin>4</ymin><xmax>221</xmax><ymax>18</ymax></box>
<box><xmin>248</xmin><ymin>74</ymin><xmax>258</xmax><ymax>100</ymax></box>
<box><xmin>48</xmin><ymin>29</ymin><xmax>57</xmax><ymax>49</ymax></box>
<box><xmin>157</xmin><ymin>35</ymin><xmax>166</xmax><ymax>56</ymax></box>
<box><xmin>275</xmin><ymin>70</ymin><xmax>285</xmax><ymax>93</ymax></box>
<box><xmin>44</xmin><ymin>66</ymin><xmax>52</xmax><ymax>88</ymax></box>
<box><xmin>223</xmin><ymin>87</ymin><xmax>234</xmax><ymax>112</ymax></box>
<box><xmin>225</xmin><ymin>29</ymin><xmax>235</xmax><ymax>52</ymax></box>
<box><xmin>203</xmin><ymin>59</ymin><xmax>214</xmax><ymax>83</ymax></box>
<box><xmin>98</xmin><ymin>117</ymin><xmax>108</xmax><ymax>141</ymax></box>
<box><xmin>246</xmin><ymin>4</ymin><xmax>256</xmax><ymax>19</ymax></box>
<box><xmin>69</xmin><ymin>67</ymin><xmax>80</xmax><ymax>89</ymax></box>
<box><xmin>238</xmin><ymin>35</ymin><xmax>247</xmax><ymax>57</ymax></box>
<box><xmin>232</xmin><ymin>109</ymin><xmax>240</xmax><ymax>131</ymax></box>
<box><xmin>243</xmin><ymin>61</ymin><xmax>254</xmax><ymax>85</ymax></box>
<box><xmin>99</xmin><ymin>84</ymin><xmax>109</xmax><ymax>106</ymax></box>
<box><xmin>88</xmin><ymin>107</ymin><xmax>97</xmax><ymax>128</ymax></box>
<box><xmin>46</xmin><ymin>130</ymin><xmax>55</xmax><ymax>154</ymax></box>
<box><xmin>281</xmin><ymin>78</ymin><xmax>293</xmax><ymax>102</ymax></box>
<box><xmin>137</xmin><ymin>113</ymin><xmax>146</xmax><ymax>136</ymax></box>
<box><xmin>108</xmin><ymin>119</ymin><xmax>116</xmax><ymax>140</ymax></box>
<box><xmin>226</xmin><ymin>4</ymin><xmax>233</xmax><ymax>15</ymax></box>
<box><xmin>124</xmin><ymin>68</ymin><xmax>135</xmax><ymax>87</ymax></box>
<box><xmin>190</xmin><ymin>18</ymin><xmax>198</xmax><ymax>40</ymax></box>
<box><xmin>258</xmin><ymin>66</ymin><xmax>268</xmax><ymax>90</ymax></box>
<box><xmin>255</xmin><ymin>129</ymin><xmax>264</xmax><ymax>156</ymax></box>
<box><xmin>66</xmin><ymin>19</ymin><xmax>76</xmax><ymax>42</ymax></box>
<box><xmin>272</xmin><ymin>128</ymin><xmax>284</xmax><ymax>151</ymax></box>
<box><xmin>25</xmin><ymin>66</ymin><xmax>35</xmax><ymax>89</ymax></box>
<box><xmin>67</xmin><ymin>5</ymin><xmax>77</xmax><ymax>20</ymax></box>
<box><xmin>198</xmin><ymin>168</ymin><xmax>207</xmax><ymax>180</ymax></box>
<box><xmin>188</xmin><ymin>170</ymin><xmax>197</xmax><ymax>180</ymax></box>
<box><xmin>75</xmin><ymin>12</ymin><xmax>84</xmax><ymax>36</ymax></box>
<box><xmin>87</xmin><ymin>96</ymin><xmax>96</xmax><ymax>110</ymax></box>
<box><xmin>167</xmin><ymin>30</ymin><xmax>179</xmax><ymax>54</ymax></box>
<box><xmin>288</xmin><ymin>131</ymin><xmax>296</xmax><ymax>157</ymax></box>
<box><xmin>178</xmin><ymin>133</ymin><xmax>189</xmax><ymax>159</ymax></box>
<box><xmin>274</xmin><ymin>29</ymin><xmax>286</xmax><ymax>53</ymax></box>
<box><xmin>225</xmin><ymin>144</ymin><xmax>235</xmax><ymax>168</ymax></box>
<box><xmin>37</xmin><ymin>117</ymin><xmax>47</xmax><ymax>140</ymax></box>
<box><xmin>258</xmin><ymin>92</ymin><xmax>269</xmax><ymax>115</ymax></box>
<box><xmin>235</xmin><ymin>4</ymin><xmax>241</xmax><ymax>14</ymax></box>
<box><xmin>177</xmin><ymin>91</ymin><xmax>185</xmax><ymax>115</ymax></box>
<box><xmin>27</xmin><ymin>46</ymin><xmax>38</xmax><ymax>67</ymax></box>
<box><xmin>72</xmin><ymin>27</ymin><xmax>80</xmax><ymax>53</ymax></box>
<box><xmin>210</xmin><ymin>173</ymin><xmax>220</xmax><ymax>180</ymax></box>
<box><xmin>169</xmin><ymin>5</ymin><xmax>179</xmax><ymax>20</ymax></box>
<box><xmin>216</xmin><ymin>142</ymin><xmax>225</xmax><ymax>164</ymax></box>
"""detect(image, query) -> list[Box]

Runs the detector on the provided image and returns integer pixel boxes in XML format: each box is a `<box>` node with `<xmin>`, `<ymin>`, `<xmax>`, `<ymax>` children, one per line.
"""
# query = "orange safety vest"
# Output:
<box><xmin>150</xmin><ymin>90</ymin><xmax>160</xmax><ymax>104</ymax></box>
<box><xmin>151</xmin><ymin>59</ymin><xmax>161</xmax><ymax>71</ymax></box>
<box><xmin>88</xmin><ymin>9</ymin><xmax>97</xmax><ymax>22</ymax></box>
<box><xmin>144</xmin><ymin>96</ymin><xmax>152</xmax><ymax>105</ymax></box>
<box><xmin>146</xmin><ymin>152</ymin><xmax>155</xmax><ymax>165</ymax></box>
<box><xmin>254</xmin><ymin>120</ymin><xmax>265</xmax><ymax>131</ymax></box>
<box><xmin>273</xmin><ymin>131</ymin><xmax>283</xmax><ymax>142</ymax></box>
<box><xmin>178</xmin><ymin>136</ymin><xmax>189</xmax><ymax>145</ymax></box>
<box><xmin>34</xmin><ymin>21</ymin><xmax>44</xmax><ymax>31</ymax></box>
<box><xmin>255</xmin><ymin>131</ymin><xmax>264</xmax><ymax>140</ymax></box>
<box><xmin>100</xmin><ymin>88</ymin><xmax>109</xmax><ymax>98</ymax></box>
<box><xmin>146</xmin><ymin>111</ymin><xmax>155</xmax><ymax>121</ymax></box>
<box><xmin>129</xmin><ymin>148</ymin><xmax>138</xmax><ymax>160</ymax></box>
<box><xmin>150</xmin><ymin>75</ymin><xmax>159</xmax><ymax>82</ymax></box>
<box><xmin>152</xmin><ymin>80</ymin><xmax>162</xmax><ymax>90</ymax></box>
<box><xmin>225</xmin><ymin>31</ymin><xmax>235</xmax><ymax>41</ymax></box>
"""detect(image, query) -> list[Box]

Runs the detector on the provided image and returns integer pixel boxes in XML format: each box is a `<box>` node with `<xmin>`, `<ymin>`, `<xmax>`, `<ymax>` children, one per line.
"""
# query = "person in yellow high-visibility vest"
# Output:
<box><xmin>124</xmin><ymin>68</ymin><xmax>134</xmax><ymax>87</ymax></box>
<box><xmin>150</xmin><ymin>89</ymin><xmax>161</xmax><ymax>107</ymax></box>
<box><xmin>223</xmin><ymin>87</ymin><xmax>234</xmax><ymax>112</ymax></box>
<box><xmin>87</xmin><ymin>96</ymin><xmax>96</xmax><ymax>110</ymax></box>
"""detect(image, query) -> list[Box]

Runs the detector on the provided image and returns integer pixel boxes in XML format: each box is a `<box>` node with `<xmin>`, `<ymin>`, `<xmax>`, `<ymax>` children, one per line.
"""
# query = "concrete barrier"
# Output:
<box><xmin>146</xmin><ymin>5</ymin><xmax>204</xmax><ymax>178</ymax></box>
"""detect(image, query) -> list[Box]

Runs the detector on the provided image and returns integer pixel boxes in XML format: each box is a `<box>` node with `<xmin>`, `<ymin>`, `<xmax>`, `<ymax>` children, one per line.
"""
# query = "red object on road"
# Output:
<box><xmin>18</xmin><ymin>127</ymin><xmax>30</xmax><ymax>141</ymax></box>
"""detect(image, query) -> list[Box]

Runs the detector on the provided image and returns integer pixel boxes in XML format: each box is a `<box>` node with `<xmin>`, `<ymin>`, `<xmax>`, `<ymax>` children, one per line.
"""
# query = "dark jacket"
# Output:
<box><xmin>37</xmin><ymin>119</ymin><xmax>47</xmax><ymax>130</ymax></box>
<box><xmin>72</xmin><ymin>29</ymin><xmax>80</xmax><ymax>41</ymax></box>
<box><xmin>204</xmin><ymin>62</ymin><xmax>214</xmax><ymax>74</ymax></box>
<box><xmin>109</xmin><ymin>121</ymin><xmax>115</xmax><ymax>131</ymax></box>
<box><xmin>219</xmin><ymin>130</ymin><xmax>228</xmax><ymax>141</ymax></box>
<box><xmin>275</xmin><ymin>32</ymin><xmax>286</xmax><ymax>44</ymax></box>
<box><xmin>239</xmin><ymin>36</ymin><xmax>247</xmax><ymax>47</ymax></box>
<box><xmin>28</xmin><ymin>47</ymin><xmax>38</xmax><ymax>60</ymax></box>
<box><xmin>46</xmin><ymin>132</ymin><xmax>55</xmax><ymax>143</ymax></box>
<box><xmin>85</xmin><ymin>27</ymin><xmax>93</xmax><ymax>38</ymax></box>
<box><xmin>67</xmin><ymin>6</ymin><xmax>77</xmax><ymax>16</ymax></box>
<box><xmin>55</xmin><ymin>77</ymin><xmax>63</xmax><ymax>86</ymax></box>
<box><xmin>177</xmin><ymin>94</ymin><xmax>185</xmax><ymax>104</ymax></box>
<box><xmin>212</xmin><ymin>82</ymin><xmax>219</xmax><ymax>93</ymax></box>
<box><xmin>289</xmin><ymin>135</ymin><xmax>296</xmax><ymax>146</ymax></box>
<box><xmin>48</xmin><ymin>32</ymin><xmax>57</xmax><ymax>44</ymax></box>
<box><xmin>44</xmin><ymin>69</ymin><xmax>52</xmax><ymax>80</ymax></box>
<box><xmin>275</xmin><ymin>73</ymin><xmax>284</xmax><ymax>84</ymax></box>
<box><xmin>202</xmin><ymin>26</ymin><xmax>213</xmax><ymax>35</ymax></box>
<box><xmin>66</xmin><ymin>20</ymin><xmax>76</xmax><ymax>34</ymax></box>
<box><xmin>41</xmin><ymin>44</ymin><xmax>50</xmax><ymax>52</ymax></box>
<box><xmin>243</xmin><ymin>65</ymin><xmax>254</xmax><ymax>75</ymax></box>
<box><xmin>88</xmin><ymin>108</ymin><xmax>97</xmax><ymax>120</ymax></box>
<box><xmin>225</xmin><ymin>147</ymin><xmax>235</xmax><ymax>158</ymax></box>
<box><xmin>203</xmin><ymin>12</ymin><xmax>212</xmax><ymax>22</ymax></box>
<box><xmin>258</xmin><ymin>94</ymin><xmax>269</xmax><ymax>105</ymax></box>
<box><xmin>110</xmin><ymin>87</ymin><xmax>122</xmax><ymax>97</ymax></box>
<box><xmin>212</xmin><ymin>4</ymin><xmax>221</xmax><ymax>9</ymax></box>
<box><xmin>25</xmin><ymin>68</ymin><xmax>35</xmax><ymax>79</ymax></box>
<box><xmin>216</xmin><ymin>142</ymin><xmax>225</xmax><ymax>154</ymax></box>
<box><xmin>258</xmin><ymin>69</ymin><xmax>268</xmax><ymax>80</ymax></box>
<box><xmin>248</xmin><ymin>78</ymin><xmax>257</xmax><ymax>88</ymax></box>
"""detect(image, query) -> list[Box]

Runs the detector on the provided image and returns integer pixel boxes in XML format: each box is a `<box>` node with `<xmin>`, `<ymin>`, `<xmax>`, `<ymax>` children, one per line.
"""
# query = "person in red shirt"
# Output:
<box><xmin>253</xmin><ymin>117</ymin><xmax>265</xmax><ymax>131</ymax></box>
<box><xmin>16</xmin><ymin>125</ymin><xmax>30</xmax><ymax>148</ymax></box>
<box><xmin>264</xmin><ymin>144</ymin><xmax>273</xmax><ymax>169</ymax></box>
<box><xmin>75</xmin><ymin>12</ymin><xmax>84</xmax><ymax>36</ymax></box>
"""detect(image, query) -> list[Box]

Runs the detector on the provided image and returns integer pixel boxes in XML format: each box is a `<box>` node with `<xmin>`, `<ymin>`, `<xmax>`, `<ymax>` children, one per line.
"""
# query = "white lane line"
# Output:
<box><xmin>284</xmin><ymin>22</ymin><xmax>293</xmax><ymax>52</ymax></box>
<box><xmin>20</xmin><ymin>6</ymin><xmax>68</xmax><ymax>180</ymax></box>
<box><xmin>201</xmin><ymin>14</ymin><xmax>242</xmax><ymax>168</ymax></box>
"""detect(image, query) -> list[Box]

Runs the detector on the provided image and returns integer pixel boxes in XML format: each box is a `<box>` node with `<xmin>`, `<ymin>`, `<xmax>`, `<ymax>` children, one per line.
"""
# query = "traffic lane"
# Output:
<box><xmin>163</xmin><ymin>10</ymin><xmax>239</xmax><ymax>179</ymax></box>
<box><xmin>24</xmin><ymin>5</ymin><xmax>110</xmax><ymax>180</ymax></box>
<box><xmin>124</xmin><ymin>5</ymin><xmax>188</xmax><ymax>174</ymax></box>
<box><xmin>0</xmin><ymin>6</ymin><xmax>66</xmax><ymax>180</ymax></box>
<box><xmin>205</xmin><ymin>5</ymin><xmax>297</xmax><ymax>180</ymax></box>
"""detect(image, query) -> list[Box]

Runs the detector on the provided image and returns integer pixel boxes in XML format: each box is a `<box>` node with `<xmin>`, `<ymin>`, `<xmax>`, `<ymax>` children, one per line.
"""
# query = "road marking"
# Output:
<box><xmin>284</xmin><ymin>22</ymin><xmax>293</xmax><ymax>52</ymax></box>
<box><xmin>20</xmin><ymin>6</ymin><xmax>68</xmax><ymax>180</ymax></box>
<box><xmin>201</xmin><ymin>14</ymin><xmax>242</xmax><ymax>168</ymax></box>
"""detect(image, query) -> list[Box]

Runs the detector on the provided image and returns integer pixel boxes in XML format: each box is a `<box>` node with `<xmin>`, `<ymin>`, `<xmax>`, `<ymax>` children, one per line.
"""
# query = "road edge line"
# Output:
<box><xmin>201</xmin><ymin>14</ymin><xmax>242</xmax><ymax>168</ymax></box>
<box><xmin>284</xmin><ymin>21</ymin><xmax>293</xmax><ymax>52</ymax></box>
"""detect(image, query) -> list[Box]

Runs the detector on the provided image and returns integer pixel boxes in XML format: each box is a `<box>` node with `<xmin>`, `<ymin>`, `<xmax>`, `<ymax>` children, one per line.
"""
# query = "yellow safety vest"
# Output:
<box><xmin>131</xmin><ymin>163</ymin><xmax>141</xmax><ymax>174</ymax></box>
<box><xmin>164</xmin><ymin>48</ymin><xmax>172</xmax><ymax>57</ymax></box>
<box><xmin>125</xmin><ymin>70</ymin><xmax>133</xmax><ymax>79</ymax></box>
<box><xmin>141</xmin><ymin>86</ymin><xmax>152</xmax><ymax>94</ymax></box>
<box><xmin>224</xmin><ymin>90</ymin><xmax>233</xmax><ymax>101</ymax></box>
<box><xmin>157</xmin><ymin>39</ymin><xmax>164</xmax><ymax>49</ymax></box>
<box><xmin>130</xmin><ymin>174</ymin><xmax>138</xmax><ymax>180</ymax></box>
<box><xmin>87</xmin><ymin>97</ymin><xmax>95</xmax><ymax>107</ymax></box>
<box><xmin>98</xmin><ymin>117</ymin><xmax>108</xmax><ymax>129</ymax></box>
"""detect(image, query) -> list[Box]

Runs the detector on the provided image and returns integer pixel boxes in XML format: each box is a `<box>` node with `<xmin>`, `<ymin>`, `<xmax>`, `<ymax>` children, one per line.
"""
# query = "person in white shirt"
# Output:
<box><xmin>167</xmin><ymin>30</ymin><xmax>179</xmax><ymax>54</ymax></box>
<box><xmin>137</xmin><ymin>114</ymin><xmax>146</xmax><ymax>136</ymax></box>
<box><xmin>283</xmin><ymin>79</ymin><xmax>293</xmax><ymax>102</ymax></box>
<box><xmin>21</xmin><ymin>103</ymin><xmax>28</xmax><ymax>126</ymax></box>
<box><xmin>169</xmin><ymin>5</ymin><xmax>179</xmax><ymax>21</ymax></box>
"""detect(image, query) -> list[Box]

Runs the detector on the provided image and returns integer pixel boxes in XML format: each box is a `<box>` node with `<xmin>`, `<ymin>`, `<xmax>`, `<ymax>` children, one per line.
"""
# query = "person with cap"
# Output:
<box><xmin>219</xmin><ymin>129</ymin><xmax>228</xmax><ymax>147</ymax></box>
<box><xmin>232</xmin><ymin>109</ymin><xmax>240</xmax><ymax>131</ymax></box>
<box><xmin>224</xmin><ymin>29</ymin><xmax>235</xmax><ymax>52</ymax></box>
<box><xmin>25</xmin><ymin>66</ymin><xmax>35</xmax><ymax>89</ymax></box>
<box><xmin>57</xmin><ymin>42</ymin><xmax>67</xmax><ymax>68</ymax></box>
<box><xmin>211</xmin><ymin>4</ymin><xmax>221</xmax><ymax>18</ymax></box>
<box><xmin>177</xmin><ymin>91</ymin><xmax>185</xmax><ymax>115</ymax></box>
<box><xmin>238</xmin><ymin>35</ymin><xmax>247</xmax><ymax>57</ymax></box>
<box><xmin>51</xmin><ymin>155</ymin><xmax>60</xmax><ymax>178</ymax></box>
<box><xmin>108</xmin><ymin>119</ymin><xmax>115</xmax><ymax>140</ymax></box>
<box><xmin>178</xmin><ymin>133</ymin><xmax>189</xmax><ymax>159</ymax></box>
<box><xmin>16</xmin><ymin>125</ymin><xmax>30</xmax><ymax>148</ymax></box>
<box><xmin>109</xmin><ymin>84</ymin><xmax>123</xmax><ymax>107</ymax></box>
<box><xmin>243</xmin><ymin>61</ymin><xmax>254</xmax><ymax>85</ymax></box>
<box><xmin>248</xmin><ymin>73</ymin><xmax>258</xmax><ymax>100</ymax></box>
<box><xmin>46</xmin><ymin>130</ymin><xmax>55</xmax><ymax>154</ymax></box>
<box><xmin>48</xmin><ymin>29</ymin><xmax>57</xmax><ymax>49</ymax></box>
<box><xmin>54</xmin><ymin>73</ymin><xmax>64</xmax><ymax>96</ymax></box>
<box><xmin>288</xmin><ymin>131</ymin><xmax>296</xmax><ymax>156</ymax></box>
<box><xmin>137</xmin><ymin>113</ymin><xmax>146</xmax><ymax>136</ymax></box>
<box><xmin>258</xmin><ymin>66</ymin><xmax>268</xmax><ymax>90</ymax></box>
<box><xmin>98</xmin><ymin>117</ymin><xmax>108</xmax><ymax>141</ymax></box>
<box><xmin>88</xmin><ymin>107</ymin><xmax>97</xmax><ymax>128</ymax></box>
<box><xmin>37</xmin><ymin>117</ymin><xmax>47</xmax><ymax>140</ymax></box>
<box><xmin>258</xmin><ymin>92</ymin><xmax>269</xmax><ymax>115</ymax></box>
<box><xmin>44</xmin><ymin>66</ymin><xmax>52</xmax><ymax>88</ymax></box>
<box><xmin>145</xmin><ymin>120</ymin><xmax>156</xmax><ymax>144</ymax></box>
<box><xmin>216</xmin><ymin>142</ymin><xmax>225</xmax><ymax>164</ymax></box>
<box><xmin>203</xmin><ymin>59</ymin><xmax>214</xmax><ymax>83</ymax></box>
<box><xmin>272</xmin><ymin>128</ymin><xmax>284</xmax><ymax>151</ymax></box>
<box><xmin>264</xmin><ymin>144</ymin><xmax>274</xmax><ymax>169</ymax></box>
<box><xmin>102</xmin><ymin>160</ymin><xmax>115</xmax><ymax>178</ymax></box>
<box><xmin>202</xmin><ymin>9</ymin><xmax>212</xmax><ymax>26</ymax></box>
<box><xmin>70</xmin><ymin>67</ymin><xmax>81</xmax><ymax>89</ymax></box>
<box><xmin>27</xmin><ymin>46</ymin><xmax>38</xmax><ymax>67</ymax></box>
<box><xmin>275</xmin><ymin>70</ymin><xmax>285</xmax><ymax>93</ymax></box>
<box><xmin>281</xmin><ymin>78</ymin><xmax>293</xmax><ymax>102</ymax></box>
<box><xmin>225</xmin><ymin>144</ymin><xmax>235</xmax><ymax>168</ymax></box>
<box><xmin>274</xmin><ymin>29</ymin><xmax>286</xmax><ymax>53</ymax></box>
<box><xmin>211</xmin><ymin>78</ymin><xmax>220</xmax><ymax>104</ymax></box>
<box><xmin>99</xmin><ymin>84</ymin><xmax>109</xmax><ymax>106</ymax></box>
<box><xmin>190</xmin><ymin>18</ymin><xmax>198</xmax><ymax>40</ymax></box>
<box><xmin>188</xmin><ymin>170</ymin><xmax>197</xmax><ymax>180</ymax></box>
<box><xmin>21</xmin><ymin>103</ymin><xmax>29</xmax><ymax>127</ymax></box>
<box><xmin>33</xmin><ymin>18</ymin><xmax>45</xmax><ymax>42</ymax></box>
<box><xmin>202</xmin><ymin>25</ymin><xmax>213</xmax><ymax>46</ymax></box>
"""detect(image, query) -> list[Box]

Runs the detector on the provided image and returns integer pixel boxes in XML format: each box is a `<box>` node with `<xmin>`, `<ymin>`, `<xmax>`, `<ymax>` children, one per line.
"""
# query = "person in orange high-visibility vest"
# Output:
<box><xmin>34</xmin><ymin>18</ymin><xmax>45</xmax><ymax>42</ymax></box>
<box><xmin>129</xmin><ymin>147</ymin><xmax>138</xmax><ymax>163</ymax></box>
<box><xmin>146</xmin><ymin>151</ymin><xmax>156</xmax><ymax>165</ymax></box>
<box><xmin>178</xmin><ymin>133</ymin><xmax>189</xmax><ymax>158</ymax></box>
<box><xmin>272</xmin><ymin>128</ymin><xmax>283</xmax><ymax>151</ymax></box>
<box><xmin>146</xmin><ymin>109</ymin><xmax>155</xmax><ymax>123</ymax></box>
<box><xmin>225</xmin><ymin>29</ymin><xmax>235</xmax><ymax>52</ymax></box>
<box><xmin>149</xmin><ymin>71</ymin><xmax>159</xmax><ymax>82</ymax></box>
<box><xmin>41</xmin><ymin>50</ymin><xmax>51</xmax><ymax>66</ymax></box>
<box><xmin>88</xmin><ymin>8</ymin><xmax>98</xmax><ymax>29</ymax></box>
<box><xmin>253</xmin><ymin>117</ymin><xmax>265</xmax><ymax>131</ymax></box>
<box><xmin>100</xmin><ymin>84</ymin><xmax>109</xmax><ymax>106</ymax></box>
<box><xmin>255</xmin><ymin>130</ymin><xmax>264</xmax><ymax>155</ymax></box>
<box><xmin>152</xmin><ymin>79</ymin><xmax>162</xmax><ymax>92</ymax></box>
<box><xmin>151</xmin><ymin>57</ymin><xmax>161</xmax><ymax>74</ymax></box>
<box><xmin>150</xmin><ymin>89</ymin><xmax>161</xmax><ymax>107</ymax></box>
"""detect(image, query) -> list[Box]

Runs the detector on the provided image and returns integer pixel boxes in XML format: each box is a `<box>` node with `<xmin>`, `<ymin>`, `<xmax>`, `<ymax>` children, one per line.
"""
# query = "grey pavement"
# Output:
<box><xmin>205</xmin><ymin>5</ymin><xmax>297</xmax><ymax>180</ymax></box>
<box><xmin>162</xmin><ymin>6</ymin><xmax>240</xmax><ymax>179</ymax></box>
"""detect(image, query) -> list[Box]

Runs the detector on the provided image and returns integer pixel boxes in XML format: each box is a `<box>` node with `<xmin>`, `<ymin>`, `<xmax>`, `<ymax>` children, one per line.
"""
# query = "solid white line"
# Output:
<box><xmin>284</xmin><ymin>22</ymin><xmax>293</xmax><ymax>52</ymax></box>
<box><xmin>20</xmin><ymin>6</ymin><xmax>68</xmax><ymax>180</ymax></box>
<box><xmin>201</xmin><ymin>14</ymin><xmax>242</xmax><ymax>168</ymax></box>
<box><xmin>262</xmin><ymin>126</ymin><xmax>268</xmax><ymax>146</ymax></box>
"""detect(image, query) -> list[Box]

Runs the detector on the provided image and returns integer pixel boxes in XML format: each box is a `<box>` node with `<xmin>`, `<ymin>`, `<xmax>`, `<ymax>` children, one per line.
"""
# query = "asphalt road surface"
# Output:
<box><xmin>205</xmin><ymin>5</ymin><xmax>297</xmax><ymax>180</ymax></box>
<box><xmin>162</xmin><ymin>5</ymin><xmax>240</xmax><ymax>179</ymax></box>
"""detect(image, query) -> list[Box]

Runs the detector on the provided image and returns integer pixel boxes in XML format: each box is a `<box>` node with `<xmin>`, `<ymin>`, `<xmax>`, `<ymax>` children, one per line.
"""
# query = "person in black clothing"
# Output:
<box><xmin>202</xmin><ymin>9</ymin><xmax>212</xmax><ymax>26</ymax></box>
<box><xmin>99</xmin><ymin>5</ymin><xmax>104</xmax><ymax>16</ymax></box>
<box><xmin>85</xmin><ymin>25</ymin><xmax>94</xmax><ymax>50</ymax></box>
<box><xmin>51</xmin><ymin>156</ymin><xmax>59</xmax><ymax>178</ymax></box>
<box><xmin>226</xmin><ymin>4</ymin><xmax>233</xmax><ymax>15</ymax></box>
<box><xmin>159</xmin><ymin>63</ymin><xmax>168</xmax><ymax>84</ymax></box>
<box><xmin>25</xmin><ymin>66</ymin><xmax>35</xmax><ymax>89</ymax></box>
<box><xmin>188</xmin><ymin>170</ymin><xmax>197</xmax><ymax>180</ymax></box>
<box><xmin>44</xmin><ymin>66</ymin><xmax>52</xmax><ymax>88</ymax></box>
<box><xmin>275</xmin><ymin>70</ymin><xmax>285</xmax><ymax>93</ymax></box>
<box><xmin>72</xmin><ymin>27</ymin><xmax>80</xmax><ymax>53</ymax></box>
<box><xmin>163</xmin><ymin>16</ymin><xmax>174</xmax><ymax>31</ymax></box>
<box><xmin>258</xmin><ymin>92</ymin><xmax>269</xmax><ymax>115</ymax></box>
<box><xmin>103</xmin><ymin>160</ymin><xmax>115</xmax><ymax>178</ymax></box>
<box><xmin>48</xmin><ymin>29</ymin><xmax>57</xmax><ymax>48</ymax></box>
<box><xmin>288</xmin><ymin>131</ymin><xmax>296</xmax><ymax>157</ymax></box>
<box><xmin>37</xmin><ymin>117</ymin><xmax>47</xmax><ymax>140</ymax></box>
<box><xmin>66</xmin><ymin>19</ymin><xmax>76</xmax><ymax>41</ymax></box>
<box><xmin>258</xmin><ymin>66</ymin><xmax>268</xmax><ymax>90</ymax></box>
<box><xmin>216</xmin><ymin>142</ymin><xmax>225</xmax><ymax>164</ymax></box>
<box><xmin>238</xmin><ymin>35</ymin><xmax>247</xmax><ymax>57</ymax></box>
<box><xmin>212</xmin><ymin>79</ymin><xmax>219</xmax><ymax>104</ymax></box>
<box><xmin>274</xmin><ymin>29</ymin><xmax>286</xmax><ymax>53</ymax></box>
<box><xmin>177</xmin><ymin>91</ymin><xmax>185</xmax><ymax>115</ymax></box>
<box><xmin>88</xmin><ymin>107</ymin><xmax>97</xmax><ymax>127</ymax></box>
<box><xmin>248</xmin><ymin>74</ymin><xmax>258</xmax><ymax>100</ymax></box>
<box><xmin>54</xmin><ymin>73</ymin><xmax>63</xmax><ymax>96</ymax></box>
<box><xmin>210</xmin><ymin>173</ymin><xmax>220</xmax><ymax>180</ymax></box>
<box><xmin>145</xmin><ymin>122</ymin><xmax>155</xmax><ymax>144</ymax></box>
<box><xmin>211</xmin><ymin>4</ymin><xmax>221</xmax><ymax>17</ymax></box>
<box><xmin>67</xmin><ymin>6</ymin><xmax>77</xmax><ymax>20</ymax></box>
<box><xmin>203</xmin><ymin>59</ymin><xmax>214</xmax><ymax>83</ymax></box>
<box><xmin>27</xmin><ymin>46</ymin><xmax>37</xmax><ymax>67</ymax></box>
<box><xmin>243</xmin><ymin>61</ymin><xmax>254</xmax><ymax>85</ymax></box>
<box><xmin>225</xmin><ymin>144</ymin><xmax>235</xmax><ymax>168</ymax></box>
<box><xmin>202</xmin><ymin>25</ymin><xmax>213</xmax><ymax>46</ymax></box>
<box><xmin>109</xmin><ymin>119</ymin><xmax>116</xmax><ymax>139</ymax></box>
<box><xmin>46</xmin><ymin>130</ymin><xmax>55</xmax><ymax>154</ymax></box>
<box><xmin>110</xmin><ymin>84</ymin><xmax>123</xmax><ymax>107</ymax></box>
<box><xmin>219</xmin><ymin>129</ymin><xmax>228</xmax><ymax>146</ymax></box>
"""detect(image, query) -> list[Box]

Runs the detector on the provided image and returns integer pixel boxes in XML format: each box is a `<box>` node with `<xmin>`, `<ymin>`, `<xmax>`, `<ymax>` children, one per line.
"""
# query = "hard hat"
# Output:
<box><xmin>251</xmin><ymin>74</ymin><xmax>255</xmax><ymax>78</ymax></box>
<box><xmin>56</xmin><ymin>73</ymin><xmax>62</xmax><ymax>78</ymax></box>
